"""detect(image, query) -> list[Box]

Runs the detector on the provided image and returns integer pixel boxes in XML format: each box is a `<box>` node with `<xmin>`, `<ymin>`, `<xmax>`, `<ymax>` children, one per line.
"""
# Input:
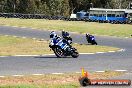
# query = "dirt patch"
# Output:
<box><xmin>0</xmin><ymin>71</ymin><xmax>124</xmax><ymax>86</ymax></box>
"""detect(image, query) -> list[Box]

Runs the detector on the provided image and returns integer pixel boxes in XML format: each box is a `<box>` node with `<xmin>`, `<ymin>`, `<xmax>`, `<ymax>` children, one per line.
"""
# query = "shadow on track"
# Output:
<box><xmin>34</xmin><ymin>56</ymin><xmax>73</xmax><ymax>59</ymax></box>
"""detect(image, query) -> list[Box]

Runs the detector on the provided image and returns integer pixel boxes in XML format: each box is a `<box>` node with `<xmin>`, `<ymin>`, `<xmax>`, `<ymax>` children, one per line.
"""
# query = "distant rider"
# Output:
<box><xmin>86</xmin><ymin>33</ymin><xmax>97</xmax><ymax>45</ymax></box>
<box><xmin>86</xmin><ymin>33</ymin><xmax>92</xmax><ymax>42</ymax></box>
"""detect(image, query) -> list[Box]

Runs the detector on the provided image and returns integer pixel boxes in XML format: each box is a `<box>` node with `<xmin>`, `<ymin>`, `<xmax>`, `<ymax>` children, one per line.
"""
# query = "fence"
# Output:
<box><xmin>0</xmin><ymin>13</ymin><xmax>131</xmax><ymax>24</ymax></box>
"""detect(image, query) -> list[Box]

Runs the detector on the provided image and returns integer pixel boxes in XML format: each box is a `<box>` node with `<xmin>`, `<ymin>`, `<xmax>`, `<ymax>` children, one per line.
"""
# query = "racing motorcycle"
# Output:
<box><xmin>49</xmin><ymin>38</ymin><xmax>79</xmax><ymax>58</ymax></box>
<box><xmin>86</xmin><ymin>34</ymin><xmax>97</xmax><ymax>45</ymax></box>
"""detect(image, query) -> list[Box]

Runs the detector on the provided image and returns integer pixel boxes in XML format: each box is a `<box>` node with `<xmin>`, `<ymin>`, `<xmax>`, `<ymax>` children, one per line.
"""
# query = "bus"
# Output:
<box><xmin>71</xmin><ymin>8</ymin><xmax>132</xmax><ymax>24</ymax></box>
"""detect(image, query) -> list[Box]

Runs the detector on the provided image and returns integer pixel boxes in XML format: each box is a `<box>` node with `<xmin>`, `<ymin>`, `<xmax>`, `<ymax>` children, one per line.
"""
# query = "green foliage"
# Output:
<box><xmin>0</xmin><ymin>0</ymin><xmax>131</xmax><ymax>16</ymax></box>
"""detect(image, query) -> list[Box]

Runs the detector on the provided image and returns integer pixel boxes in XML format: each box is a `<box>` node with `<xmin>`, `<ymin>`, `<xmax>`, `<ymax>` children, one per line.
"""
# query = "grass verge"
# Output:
<box><xmin>0</xmin><ymin>18</ymin><xmax>132</xmax><ymax>37</ymax></box>
<box><xmin>0</xmin><ymin>71</ymin><xmax>124</xmax><ymax>88</ymax></box>
<box><xmin>0</xmin><ymin>35</ymin><xmax>119</xmax><ymax>56</ymax></box>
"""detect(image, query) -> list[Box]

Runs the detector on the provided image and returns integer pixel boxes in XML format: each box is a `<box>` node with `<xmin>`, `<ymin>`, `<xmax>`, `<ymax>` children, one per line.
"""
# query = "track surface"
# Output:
<box><xmin>0</xmin><ymin>26</ymin><xmax>132</xmax><ymax>76</ymax></box>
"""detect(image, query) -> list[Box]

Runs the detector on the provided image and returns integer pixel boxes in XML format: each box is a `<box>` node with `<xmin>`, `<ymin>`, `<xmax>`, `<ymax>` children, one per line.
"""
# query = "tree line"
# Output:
<box><xmin>0</xmin><ymin>0</ymin><xmax>131</xmax><ymax>17</ymax></box>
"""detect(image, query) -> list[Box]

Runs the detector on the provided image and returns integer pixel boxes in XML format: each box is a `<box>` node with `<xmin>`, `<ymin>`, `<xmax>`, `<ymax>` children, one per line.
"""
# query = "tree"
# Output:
<box><xmin>0</xmin><ymin>0</ymin><xmax>6</xmax><ymax>12</ymax></box>
<box><xmin>0</xmin><ymin>0</ymin><xmax>131</xmax><ymax>15</ymax></box>
<box><xmin>17</xmin><ymin>0</ymin><xmax>28</xmax><ymax>13</ymax></box>
<box><xmin>61</xmin><ymin>0</ymin><xmax>70</xmax><ymax>16</ymax></box>
<box><xmin>26</xmin><ymin>0</ymin><xmax>37</xmax><ymax>14</ymax></box>
<box><xmin>105</xmin><ymin>0</ymin><xmax>131</xmax><ymax>9</ymax></box>
<box><xmin>3</xmin><ymin>0</ymin><xmax>17</xmax><ymax>13</ymax></box>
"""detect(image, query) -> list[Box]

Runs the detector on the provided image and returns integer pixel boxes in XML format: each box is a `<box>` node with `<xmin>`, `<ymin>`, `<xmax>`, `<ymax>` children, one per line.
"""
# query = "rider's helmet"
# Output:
<box><xmin>86</xmin><ymin>33</ymin><xmax>90</xmax><ymax>36</ymax></box>
<box><xmin>62</xmin><ymin>30</ymin><xmax>65</xmax><ymax>36</ymax></box>
<box><xmin>50</xmin><ymin>31</ymin><xmax>57</xmax><ymax>39</ymax></box>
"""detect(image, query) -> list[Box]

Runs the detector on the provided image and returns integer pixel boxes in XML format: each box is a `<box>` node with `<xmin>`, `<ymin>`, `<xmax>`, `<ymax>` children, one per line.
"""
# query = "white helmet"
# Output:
<box><xmin>86</xmin><ymin>33</ymin><xmax>90</xmax><ymax>36</ymax></box>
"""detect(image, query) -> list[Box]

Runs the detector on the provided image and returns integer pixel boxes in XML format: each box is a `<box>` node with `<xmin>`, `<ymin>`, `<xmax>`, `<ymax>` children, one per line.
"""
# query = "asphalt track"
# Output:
<box><xmin>0</xmin><ymin>25</ymin><xmax>132</xmax><ymax>76</ymax></box>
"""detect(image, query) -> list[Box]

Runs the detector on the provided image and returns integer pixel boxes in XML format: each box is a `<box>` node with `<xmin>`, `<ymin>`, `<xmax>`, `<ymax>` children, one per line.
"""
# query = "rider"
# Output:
<box><xmin>49</xmin><ymin>31</ymin><xmax>61</xmax><ymax>48</ymax></box>
<box><xmin>49</xmin><ymin>31</ymin><xmax>71</xmax><ymax>52</ymax></box>
<box><xmin>62</xmin><ymin>30</ymin><xmax>72</xmax><ymax>45</ymax></box>
<box><xmin>62</xmin><ymin>30</ymin><xmax>70</xmax><ymax>38</ymax></box>
<box><xmin>86</xmin><ymin>33</ymin><xmax>93</xmax><ymax>42</ymax></box>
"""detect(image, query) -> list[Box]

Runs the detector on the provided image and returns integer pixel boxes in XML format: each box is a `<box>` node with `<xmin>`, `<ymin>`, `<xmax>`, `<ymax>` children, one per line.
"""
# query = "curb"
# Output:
<box><xmin>0</xmin><ymin>49</ymin><xmax>125</xmax><ymax>57</ymax></box>
<box><xmin>0</xmin><ymin>70</ymin><xmax>129</xmax><ymax>78</ymax></box>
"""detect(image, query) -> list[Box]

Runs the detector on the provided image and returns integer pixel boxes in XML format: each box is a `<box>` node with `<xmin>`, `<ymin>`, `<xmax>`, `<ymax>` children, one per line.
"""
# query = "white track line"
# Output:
<box><xmin>13</xmin><ymin>36</ymin><xmax>18</xmax><ymax>38</ymax></box>
<box><xmin>20</xmin><ymin>27</ymin><xmax>26</xmax><ymax>29</ymax></box>
<box><xmin>96</xmin><ymin>52</ymin><xmax>105</xmax><ymax>54</ymax></box>
<box><xmin>80</xmin><ymin>53</ymin><xmax>95</xmax><ymax>55</ymax></box>
<box><xmin>76</xmin><ymin>72</ymin><xmax>81</xmax><ymax>73</ymax></box>
<box><xmin>0</xmin><ymin>54</ymin><xmax>55</xmax><ymax>57</ymax></box>
<box><xmin>52</xmin><ymin>73</ymin><xmax>64</xmax><ymax>75</ymax></box>
<box><xmin>118</xmin><ymin>49</ymin><xmax>125</xmax><ymax>52</ymax></box>
<box><xmin>0</xmin><ymin>76</ymin><xmax>5</xmax><ymax>78</ymax></box>
<box><xmin>115</xmin><ymin>70</ymin><xmax>127</xmax><ymax>72</ymax></box>
<box><xmin>40</xmin><ymin>39</ymin><xmax>45</xmax><ymax>41</ymax></box>
<box><xmin>4</xmin><ymin>35</ymin><xmax>9</xmax><ymax>37</ymax></box>
<box><xmin>32</xmin><ymin>38</ymin><xmax>37</xmax><ymax>40</ymax></box>
<box><xmin>108</xmin><ymin>51</ymin><xmax>115</xmax><ymax>53</ymax></box>
<box><xmin>0</xmin><ymin>47</ymin><xmax>126</xmax><ymax>57</ymax></box>
<box><xmin>0</xmin><ymin>69</ymin><xmax>129</xmax><ymax>77</ymax></box>
<box><xmin>31</xmin><ymin>28</ymin><xmax>37</xmax><ymax>30</ymax></box>
<box><xmin>32</xmin><ymin>74</ymin><xmax>43</xmax><ymax>76</ymax></box>
<box><xmin>0</xmin><ymin>56</ymin><xmax>8</xmax><ymax>57</ymax></box>
<box><xmin>22</xmin><ymin>37</ymin><xmax>26</xmax><ymax>39</ymax></box>
<box><xmin>95</xmin><ymin>71</ymin><xmax>105</xmax><ymax>73</ymax></box>
<box><xmin>12</xmin><ymin>26</ymin><xmax>19</xmax><ymax>28</ymax></box>
<box><xmin>12</xmin><ymin>75</ymin><xmax>24</xmax><ymax>77</ymax></box>
<box><xmin>13</xmin><ymin>55</ymin><xmax>40</xmax><ymax>57</ymax></box>
<box><xmin>41</xmin><ymin>54</ymin><xmax>55</xmax><ymax>56</ymax></box>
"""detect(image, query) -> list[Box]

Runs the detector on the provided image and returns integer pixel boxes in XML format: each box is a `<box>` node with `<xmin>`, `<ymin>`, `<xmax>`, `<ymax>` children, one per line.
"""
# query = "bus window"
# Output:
<box><xmin>107</xmin><ymin>14</ymin><xmax>111</xmax><ymax>17</ymax></box>
<box><xmin>120</xmin><ymin>14</ymin><xmax>124</xmax><ymax>17</ymax></box>
<box><xmin>103</xmin><ymin>14</ymin><xmax>106</xmax><ymax>17</ymax></box>
<box><xmin>90</xmin><ymin>14</ymin><xmax>93</xmax><ymax>16</ymax></box>
<box><xmin>111</xmin><ymin>14</ymin><xmax>115</xmax><ymax>17</ymax></box>
<box><xmin>98</xmin><ymin>14</ymin><xmax>102</xmax><ymax>17</ymax></box>
<box><xmin>116</xmin><ymin>15</ymin><xmax>119</xmax><ymax>17</ymax></box>
<box><xmin>94</xmin><ymin>14</ymin><xmax>97</xmax><ymax>16</ymax></box>
<box><xmin>125</xmin><ymin>13</ymin><xmax>128</xmax><ymax>17</ymax></box>
<box><xmin>84</xmin><ymin>13</ymin><xmax>89</xmax><ymax>16</ymax></box>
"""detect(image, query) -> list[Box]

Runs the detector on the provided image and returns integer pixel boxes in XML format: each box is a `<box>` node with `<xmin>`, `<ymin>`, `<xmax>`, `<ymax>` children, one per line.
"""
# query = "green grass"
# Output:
<box><xmin>0</xmin><ymin>18</ymin><xmax>132</xmax><ymax>37</ymax></box>
<box><xmin>0</xmin><ymin>85</ymin><xmax>35</xmax><ymax>88</ymax></box>
<box><xmin>0</xmin><ymin>35</ymin><xmax>52</xmax><ymax>55</ymax></box>
<box><xmin>0</xmin><ymin>35</ymin><xmax>119</xmax><ymax>56</ymax></box>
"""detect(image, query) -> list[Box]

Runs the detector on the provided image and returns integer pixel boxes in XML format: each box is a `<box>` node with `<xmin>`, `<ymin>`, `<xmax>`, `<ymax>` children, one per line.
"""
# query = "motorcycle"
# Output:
<box><xmin>86</xmin><ymin>34</ymin><xmax>97</xmax><ymax>45</ymax></box>
<box><xmin>49</xmin><ymin>38</ymin><xmax>79</xmax><ymax>58</ymax></box>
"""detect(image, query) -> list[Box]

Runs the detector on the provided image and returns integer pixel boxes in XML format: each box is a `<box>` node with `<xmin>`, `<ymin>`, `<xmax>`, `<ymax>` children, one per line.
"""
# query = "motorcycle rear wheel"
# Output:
<box><xmin>54</xmin><ymin>47</ymin><xmax>65</xmax><ymax>58</ymax></box>
<box><xmin>71</xmin><ymin>51</ymin><xmax>79</xmax><ymax>58</ymax></box>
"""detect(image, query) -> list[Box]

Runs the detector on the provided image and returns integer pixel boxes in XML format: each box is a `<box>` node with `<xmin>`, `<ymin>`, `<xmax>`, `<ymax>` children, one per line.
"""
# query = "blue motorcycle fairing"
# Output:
<box><xmin>89</xmin><ymin>36</ymin><xmax>95</xmax><ymax>41</ymax></box>
<box><xmin>56</xmin><ymin>39</ymin><xmax>69</xmax><ymax>50</ymax></box>
<box><xmin>50</xmin><ymin>38</ymin><xmax>69</xmax><ymax>50</ymax></box>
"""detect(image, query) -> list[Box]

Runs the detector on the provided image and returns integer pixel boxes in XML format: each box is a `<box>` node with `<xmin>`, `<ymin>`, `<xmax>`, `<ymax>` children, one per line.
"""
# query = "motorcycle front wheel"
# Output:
<box><xmin>71</xmin><ymin>50</ymin><xmax>79</xmax><ymax>58</ymax></box>
<box><xmin>92</xmin><ymin>40</ymin><xmax>98</xmax><ymax>45</ymax></box>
